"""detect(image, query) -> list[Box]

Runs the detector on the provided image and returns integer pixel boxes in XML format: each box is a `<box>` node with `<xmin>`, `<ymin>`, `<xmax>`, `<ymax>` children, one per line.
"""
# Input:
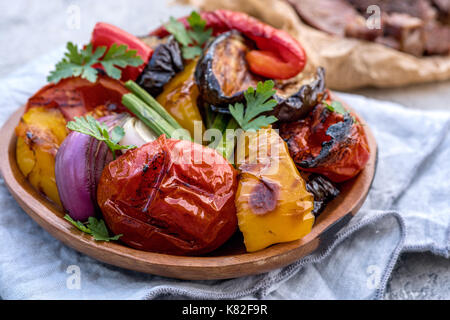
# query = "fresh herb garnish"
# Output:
<box><xmin>323</xmin><ymin>100</ymin><xmax>359</xmax><ymax>124</ymax></box>
<box><xmin>323</xmin><ymin>100</ymin><xmax>348</xmax><ymax>115</ymax></box>
<box><xmin>64</xmin><ymin>215</ymin><xmax>122</xmax><ymax>241</ymax></box>
<box><xmin>67</xmin><ymin>115</ymin><xmax>136</xmax><ymax>159</ymax></box>
<box><xmin>166</xmin><ymin>18</ymin><xmax>191</xmax><ymax>47</ymax></box>
<box><xmin>165</xmin><ymin>11</ymin><xmax>212</xmax><ymax>59</ymax></box>
<box><xmin>229</xmin><ymin>80</ymin><xmax>278</xmax><ymax>132</ymax></box>
<box><xmin>47</xmin><ymin>42</ymin><xmax>144</xmax><ymax>84</ymax></box>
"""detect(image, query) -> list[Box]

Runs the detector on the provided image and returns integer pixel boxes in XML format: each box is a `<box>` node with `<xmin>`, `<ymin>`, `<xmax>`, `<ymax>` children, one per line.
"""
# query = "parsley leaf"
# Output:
<box><xmin>181</xmin><ymin>46</ymin><xmax>204</xmax><ymax>60</ymax></box>
<box><xmin>323</xmin><ymin>100</ymin><xmax>360</xmax><ymax>124</ymax></box>
<box><xmin>187</xmin><ymin>10</ymin><xmax>207</xmax><ymax>30</ymax></box>
<box><xmin>64</xmin><ymin>215</ymin><xmax>91</xmax><ymax>234</ymax></box>
<box><xmin>47</xmin><ymin>42</ymin><xmax>143</xmax><ymax>84</ymax></box>
<box><xmin>323</xmin><ymin>100</ymin><xmax>348</xmax><ymax>115</ymax></box>
<box><xmin>100</xmin><ymin>43</ymin><xmax>144</xmax><ymax>80</ymax></box>
<box><xmin>187</xmin><ymin>11</ymin><xmax>212</xmax><ymax>45</ymax></box>
<box><xmin>166</xmin><ymin>17</ymin><xmax>192</xmax><ymax>47</ymax></box>
<box><xmin>165</xmin><ymin>11</ymin><xmax>212</xmax><ymax>59</ymax></box>
<box><xmin>87</xmin><ymin>217</ymin><xmax>122</xmax><ymax>241</ymax></box>
<box><xmin>229</xmin><ymin>81</ymin><xmax>279</xmax><ymax>132</ymax></box>
<box><xmin>64</xmin><ymin>215</ymin><xmax>122</xmax><ymax>241</ymax></box>
<box><xmin>67</xmin><ymin>115</ymin><xmax>136</xmax><ymax>159</ymax></box>
<box><xmin>48</xmin><ymin>43</ymin><xmax>105</xmax><ymax>83</ymax></box>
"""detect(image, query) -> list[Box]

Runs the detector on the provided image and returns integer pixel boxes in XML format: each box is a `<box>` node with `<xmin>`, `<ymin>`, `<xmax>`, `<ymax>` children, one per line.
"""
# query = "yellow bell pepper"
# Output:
<box><xmin>15</xmin><ymin>107</ymin><xmax>68</xmax><ymax>205</ymax></box>
<box><xmin>157</xmin><ymin>59</ymin><xmax>204</xmax><ymax>137</ymax></box>
<box><xmin>235</xmin><ymin>127</ymin><xmax>315</xmax><ymax>252</ymax></box>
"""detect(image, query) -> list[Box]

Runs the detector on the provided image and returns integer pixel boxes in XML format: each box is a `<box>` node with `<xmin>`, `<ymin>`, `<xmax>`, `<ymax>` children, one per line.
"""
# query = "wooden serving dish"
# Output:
<box><xmin>0</xmin><ymin>102</ymin><xmax>377</xmax><ymax>280</ymax></box>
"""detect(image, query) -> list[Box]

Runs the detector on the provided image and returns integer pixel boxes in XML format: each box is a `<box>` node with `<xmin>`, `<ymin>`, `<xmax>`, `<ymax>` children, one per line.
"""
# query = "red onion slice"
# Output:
<box><xmin>55</xmin><ymin>114</ymin><xmax>129</xmax><ymax>221</ymax></box>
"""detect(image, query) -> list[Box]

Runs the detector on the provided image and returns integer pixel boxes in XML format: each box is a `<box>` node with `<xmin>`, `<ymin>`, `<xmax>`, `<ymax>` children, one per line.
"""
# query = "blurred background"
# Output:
<box><xmin>0</xmin><ymin>0</ymin><xmax>448</xmax><ymax>299</ymax></box>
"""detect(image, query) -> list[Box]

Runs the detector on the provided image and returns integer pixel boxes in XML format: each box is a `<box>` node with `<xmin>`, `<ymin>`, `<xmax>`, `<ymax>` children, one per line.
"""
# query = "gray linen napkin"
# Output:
<box><xmin>0</xmin><ymin>49</ymin><xmax>448</xmax><ymax>299</ymax></box>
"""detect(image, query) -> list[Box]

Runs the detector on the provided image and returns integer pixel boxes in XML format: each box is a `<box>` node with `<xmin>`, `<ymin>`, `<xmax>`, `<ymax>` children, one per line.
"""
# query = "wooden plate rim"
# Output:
<box><xmin>0</xmin><ymin>100</ymin><xmax>377</xmax><ymax>280</ymax></box>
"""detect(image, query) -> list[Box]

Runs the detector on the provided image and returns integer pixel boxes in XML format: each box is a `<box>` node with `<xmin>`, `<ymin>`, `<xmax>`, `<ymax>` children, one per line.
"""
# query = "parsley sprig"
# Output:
<box><xmin>229</xmin><ymin>81</ymin><xmax>279</xmax><ymax>132</ymax></box>
<box><xmin>323</xmin><ymin>100</ymin><xmax>348</xmax><ymax>115</ymax></box>
<box><xmin>165</xmin><ymin>11</ymin><xmax>212</xmax><ymax>59</ymax></box>
<box><xmin>64</xmin><ymin>215</ymin><xmax>122</xmax><ymax>241</ymax></box>
<box><xmin>47</xmin><ymin>42</ymin><xmax>144</xmax><ymax>84</ymax></box>
<box><xmin>323</xmin><ymin>100</ymin><xmax>359</xmax><ymax>124</ymax></box>
<box><xmin>67</xmin><ymin>115</ymin><xmax>136</xmax><ymax>159</ymax></box>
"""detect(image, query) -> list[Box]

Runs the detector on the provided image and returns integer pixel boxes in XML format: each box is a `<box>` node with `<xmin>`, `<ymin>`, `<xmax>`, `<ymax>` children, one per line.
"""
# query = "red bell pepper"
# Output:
<box><xmin>26</xmin><ymin>76</ymin><xmax>130</xmax><ymax>121</ymax></box>
<box><xmin>151</xmin><ymin>10</ymin><xmax>307</xmax><ymax>80</ymax></box>
<box><xmin>91</xmin><ymin>22</ymin><xmax>153</xmax><ymax>81</ymax></box>
<box><xmin>279</xmin><ymin>102</ymin><xmax>370</xmax><ymax>182</ymax></box>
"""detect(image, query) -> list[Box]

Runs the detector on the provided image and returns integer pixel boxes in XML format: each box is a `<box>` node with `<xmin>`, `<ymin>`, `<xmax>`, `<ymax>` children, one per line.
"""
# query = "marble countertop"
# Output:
<box><xmin>0</xmin><ymin>0</ymin><xmax>448</xmax><ymax>300</ymax></box>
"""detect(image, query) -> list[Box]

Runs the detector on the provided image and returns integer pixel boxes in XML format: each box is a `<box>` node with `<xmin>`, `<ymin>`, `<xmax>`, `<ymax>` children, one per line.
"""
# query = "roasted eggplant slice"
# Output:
<box><xmin>195</xmin><ymin>31</ymin><xmax>261</xmax><ymax>109</ymax></box>
<box><xmin>195</xmin><ymin>30</ymin><xmax>327</xmax><ymax>121</ymax></box>
<box><xmin>306</xmin><ymin>174</ymin><xmax>340</xmax><ymax>216</ymax></box>
<box><xmin>272</xmin><ymin>67</ymin><xmax>326</xmax><ymax>121</ymax></box>
<box><xmin>137</xmin><ymin>36</ymin><xmax>184</xmax><ymax>97</ymax></box>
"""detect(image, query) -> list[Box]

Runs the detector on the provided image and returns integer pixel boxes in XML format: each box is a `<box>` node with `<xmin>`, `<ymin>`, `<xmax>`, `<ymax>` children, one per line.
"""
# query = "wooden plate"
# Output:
<box><xmin>0</xmin><ymin>102</ymin><xmax>377</xmax><ymax>280</ymax></box>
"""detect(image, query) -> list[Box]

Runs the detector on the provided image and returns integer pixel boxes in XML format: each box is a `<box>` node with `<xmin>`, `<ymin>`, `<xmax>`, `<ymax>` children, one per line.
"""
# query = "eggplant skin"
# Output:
<box><xmin>137</xmin><ymin>36</ymin><xmax>184</xmax><ymax>97</ymax></box>
<box><xmin>195</xmin><ymin>31</ymin><xmax>261</xmax><ymax>111</ymax></box>
<box><xmin>306</xmin><ymin>174</ymin><xmax>340</xmax><ymax>216</ymax></box>
<box><xmin>195</xmin><ymin>30</ymin><xmax>327</xmax><ymax>121</ymax></box>
<box><xmin>271</xmin><ymin>67</ymin><xmax>327</xmax><ymax>122</ymax></box>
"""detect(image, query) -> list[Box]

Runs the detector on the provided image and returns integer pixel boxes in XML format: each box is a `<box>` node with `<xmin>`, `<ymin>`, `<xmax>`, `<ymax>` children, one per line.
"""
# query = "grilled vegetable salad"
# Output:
<box><xmin>15</xmin><ymin>10</ymin><xmax>370</xmax><ymax>255</ymax></box>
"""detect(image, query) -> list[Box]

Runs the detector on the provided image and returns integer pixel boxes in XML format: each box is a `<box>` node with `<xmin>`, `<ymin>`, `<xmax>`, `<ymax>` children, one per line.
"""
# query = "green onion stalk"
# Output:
<box><xmin>122</xmin><ymin>81</ymin><xmax>191</xmax><ymax>142</ymax></box>
<box><xmin>122</xmin><ymin>81</ymin><xmax>237</xmax><ymax>162</ymax></box>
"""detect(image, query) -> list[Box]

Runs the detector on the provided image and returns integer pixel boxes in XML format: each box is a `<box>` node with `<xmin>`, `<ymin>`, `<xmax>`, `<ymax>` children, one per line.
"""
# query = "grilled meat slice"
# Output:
<box><xmin>348</xmin><ymin>0</ymin><xmax>437</xmax><ymax>22</ymax></box>
<box><xmin>383</xmin><ymin>13</ymin><xmax>425</xmax><ymax>56</ymax></box>
<box><xmin>288</xmin><ymin>0</ymin><xmax>449</xmax><ymax>56</ymax></box>
<box><xmin>431</xmin><ymin>0</ymin><xmax>450</xmax><ymax>24</ymax></box>
<box><xmin>287</xmin><ymin>0</ymin><xmax>381</xmax><ymax>40</ymax></box>
<box><xmin>424</xmin><ymin>22</ymin><xmax>450</xmax><ymax>54</ymax></box>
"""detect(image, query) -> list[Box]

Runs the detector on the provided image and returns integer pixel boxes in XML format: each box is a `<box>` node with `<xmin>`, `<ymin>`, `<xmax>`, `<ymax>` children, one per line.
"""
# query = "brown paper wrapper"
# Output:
<box><xmin>176</xmin><ymin>0</ymin><xmax>450</xmax><ymax>90</ymax></box>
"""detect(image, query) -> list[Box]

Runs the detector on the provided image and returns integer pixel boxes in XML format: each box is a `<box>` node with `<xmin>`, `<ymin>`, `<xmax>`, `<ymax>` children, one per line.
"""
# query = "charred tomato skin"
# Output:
<box><xmin>97</xmin><ymin>136</ymin><xmax>238</xmax><ymax>256</ymax></box>
<box><xmin>280</xmin><ymin>104</ymin><xmax>370</xmax><ymax>182</ymax></box>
